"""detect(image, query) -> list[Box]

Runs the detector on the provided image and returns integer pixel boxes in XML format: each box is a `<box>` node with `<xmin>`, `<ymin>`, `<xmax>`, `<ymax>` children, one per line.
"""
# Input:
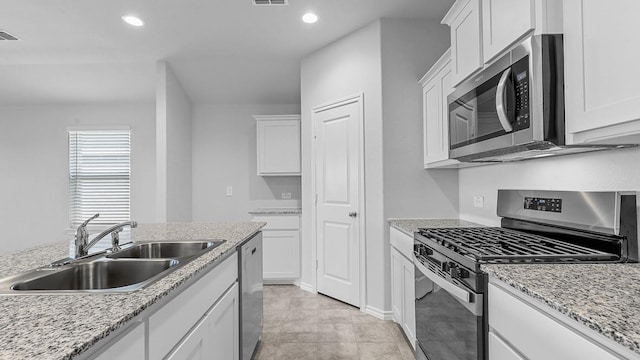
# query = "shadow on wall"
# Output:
<box><xmin>427</xmin><ymin>169</ymin><xmax>460</xmax><ymax>212</ymax></box>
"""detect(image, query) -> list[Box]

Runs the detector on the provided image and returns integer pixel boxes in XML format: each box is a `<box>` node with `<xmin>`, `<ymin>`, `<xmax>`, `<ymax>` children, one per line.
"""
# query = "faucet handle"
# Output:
<box><xmin>111</xmin><ymin>229</ymin><xmax>122</xmax><ymax>252</ymax></box>
<box><xmin>81</xmin><ymin>213</ymin><xmax>100</xmax><ymax>227</ymax></box>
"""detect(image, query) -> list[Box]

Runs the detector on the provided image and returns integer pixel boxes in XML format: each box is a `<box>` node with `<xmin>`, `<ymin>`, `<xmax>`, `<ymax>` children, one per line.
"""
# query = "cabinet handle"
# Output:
<box><xmin>349</xmin><ymin>212</ymin><xmax>357</xmax><ymax>218</ymax></box>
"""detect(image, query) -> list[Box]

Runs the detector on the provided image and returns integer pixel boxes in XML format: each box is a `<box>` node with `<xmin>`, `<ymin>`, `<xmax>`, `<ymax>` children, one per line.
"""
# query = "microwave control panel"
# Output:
<box><xmin>512</xmin><ymin>56</ymin><xmax>530</xmax><ymax>131</ymax></box>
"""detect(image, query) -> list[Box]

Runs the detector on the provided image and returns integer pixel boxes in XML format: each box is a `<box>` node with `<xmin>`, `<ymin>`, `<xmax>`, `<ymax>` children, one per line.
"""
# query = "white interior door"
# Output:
<box><xmin>314</xmin><ymin>97</ymin><xmax>361</xmax><ymax>307</ymax></box>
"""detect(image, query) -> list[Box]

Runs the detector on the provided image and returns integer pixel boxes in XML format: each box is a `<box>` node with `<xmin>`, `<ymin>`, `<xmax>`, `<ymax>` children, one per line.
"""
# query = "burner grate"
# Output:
<box><xmin>419</xmin><ymin>227</ymin><xmax>619</xmax><ymax>262</ymax></box>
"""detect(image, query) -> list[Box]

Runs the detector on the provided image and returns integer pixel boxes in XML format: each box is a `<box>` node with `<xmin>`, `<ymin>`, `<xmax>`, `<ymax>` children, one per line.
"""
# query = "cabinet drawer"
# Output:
<box><xmin>488</xmin><ymin>283</ymin><xmax>619</xmax><ymax>360</ymax></box>
<box><xmin>252</xmin><ymin>215</ymin><xmax>300</xmax><ymax>230</ymax></box>
<box><xmin>149</xmin><ymin>254</ymin><xmax>238</xmax><ymax>360</ymax></box>
<box><xmin>390</xmin><ymin>227</ymin><xmax>414</xmax><ymax>259</ymax></box>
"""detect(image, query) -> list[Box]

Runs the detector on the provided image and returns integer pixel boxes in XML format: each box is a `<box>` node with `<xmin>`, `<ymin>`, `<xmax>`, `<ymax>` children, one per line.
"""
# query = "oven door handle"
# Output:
<box><xmin>414</xmin><ymin>254</ymin><xmax>483</xmax><ymax>316</ymax></box>
<box><xmin>496</xmin><ymin>67</ymin><xmax>514</xmax><ymax>133</ymax></box>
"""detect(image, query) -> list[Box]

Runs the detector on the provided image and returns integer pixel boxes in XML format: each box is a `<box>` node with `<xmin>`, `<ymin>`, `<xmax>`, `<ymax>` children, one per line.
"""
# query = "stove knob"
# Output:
<box><xmin>448</xmin><ymin>263</ymin><xmax>460</xmax><ymax>279</ymax></box>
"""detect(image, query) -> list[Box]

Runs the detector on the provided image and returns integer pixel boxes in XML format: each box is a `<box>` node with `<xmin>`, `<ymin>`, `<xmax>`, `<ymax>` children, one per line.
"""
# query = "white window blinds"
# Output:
<box><xmin>68</xmin><ymin>130</ymin><xmax>131</xmax><ymax>227</ymax></box>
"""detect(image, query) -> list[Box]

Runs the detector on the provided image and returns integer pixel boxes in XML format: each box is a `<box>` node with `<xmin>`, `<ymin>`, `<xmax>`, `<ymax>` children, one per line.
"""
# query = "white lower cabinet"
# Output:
<box><xmin>488</xmin><ymin>280</ymin><xmax>632</xmax><ymax>360</ymax></box>
<box><xmin>89</xmin><ymin>253</ymin><xmax>240</xmax><ymax>360</ymax></box>
<box><xmin>251</xmin><ymin>214</ymin><xmax>300</xmax><ymax>283</ymax></box>
<box><xmin>390</xmin><ymin>227</ymin><xmax>416</xmax><ymax>348</ymax></box>
<box><xmin>93</xmin><ymin>322</ymin><xmax>145</xmax><ymax>360</ymax></box>
<box><xmin>167</xmin><ymin>283</ymin><xmax>239</xmax><ymax>360</ymax></box>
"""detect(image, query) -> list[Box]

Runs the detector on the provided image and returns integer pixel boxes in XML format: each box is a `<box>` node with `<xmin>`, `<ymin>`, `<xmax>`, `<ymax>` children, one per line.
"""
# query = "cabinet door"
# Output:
<box><xmin>262</xmin><ymin>229</ymin><xmax>300</xmax><ymax>282</ymax></box>
<box><xmin>167</xmin><ymin>283</ymin><xmax>239</xmax><ymax>360</ymax></box>
<box><xmin>564</xmin><ymin>0</ymin><xmax>640</xmax><ymax>136</ymax></box>
<box><xmin>390</xmin><ymin>247</ymin><xmax>403</xmax><ymax>324</ymax></box>
<box><xmin>482</xmin><ymin>0</ymin><xmax>534</xmax><ymax>62</ymax></box>
<box><xmin>422</xmin><ymin>51</ymin><xmax>459</xmax><ymax>168</ymax></box>
<box><xmin>93</xmin><ymin>323</ymin><xmax>145</xmax><ymax>360</ymax></box>
<box><xmin>401</xmin><ymin>255</ymin><xmax>416</xmax><ymax>349</ymax></box>
<box><xmin>256</xmin><ymin>116</ymin><xmax>301</xmax><ymax>176</ymax></box>
<box><xmin>488</xmin><ymin>331</ymin><xmax>525</xmax><ymax>360</ymax></box>
<box><xmin>446</xmin><ymin>0</ymin><xmax>483</xmax><ymax>86</ymax></box>
<box><xmin>209</xmin><ymin>283</ymin><xmax>240</xmax><ymax>360</ymax></box>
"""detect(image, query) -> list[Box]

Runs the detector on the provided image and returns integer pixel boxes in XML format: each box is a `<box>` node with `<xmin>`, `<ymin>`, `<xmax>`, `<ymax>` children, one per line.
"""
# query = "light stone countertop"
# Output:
<box><xmin>483</xmin><ymin>263</ymin><xmax>640</xmax><ymax>356</ymax></box>
<box><xmin>249</xmin><ymin>207</ymin><xmax>302</xmax><ymax>215</ymax></box>
<box><xmin>0</xmin><ymin>222</ymin><xmax>264</xmax><ymax>360</ymax></box>
<box><xmin>388</xmin><ymin>218</ymin><xmax>484</xmax><ymax>236</ymax></box>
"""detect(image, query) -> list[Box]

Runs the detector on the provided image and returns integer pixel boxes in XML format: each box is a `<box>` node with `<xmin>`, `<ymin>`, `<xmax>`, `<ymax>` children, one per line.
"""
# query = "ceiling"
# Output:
<box><xmin>0</xmin><ymin>0</ymin><xmax>454</xmax><ymax>105</ymax></box>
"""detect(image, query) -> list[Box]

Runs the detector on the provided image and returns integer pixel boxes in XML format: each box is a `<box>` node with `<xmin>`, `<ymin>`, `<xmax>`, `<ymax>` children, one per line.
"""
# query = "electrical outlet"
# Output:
<box><xmin>473</xmin><ymin>195</ymin><xmax>484</xmax><ymax>208</ymax></box>
<box><xmin>282</xmin><ymin>192</ymin><xmax>291</xmax><ymax>199</ymax></box>
<box><xmin>226</xmin><ymin>186</ymin><xmax>233</xmax><ymax>197</ymax></box>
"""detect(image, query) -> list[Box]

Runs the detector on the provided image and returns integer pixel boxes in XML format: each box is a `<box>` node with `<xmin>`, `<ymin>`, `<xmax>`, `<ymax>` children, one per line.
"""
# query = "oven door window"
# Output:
<box><xmin>415</xmin><ymin>268</ymin><xmax>483</xmax><ymax>360</ymax></box>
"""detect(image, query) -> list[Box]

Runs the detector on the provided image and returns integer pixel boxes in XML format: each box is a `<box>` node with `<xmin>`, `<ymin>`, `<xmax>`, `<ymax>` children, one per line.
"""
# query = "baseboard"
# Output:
<box><xmin>365</xmin><ymin>305</ymin><xmax>394</xmax><ymax>321</ymax></box>
<box><xmin>299</xmin><ymin>281</ymin><xmax>316</xmax><ymax>294</ymax></box>
<box><xmin>263</xmin><ymin>279</ymin><xmax>297</xmax><ymax>285</ymax></box>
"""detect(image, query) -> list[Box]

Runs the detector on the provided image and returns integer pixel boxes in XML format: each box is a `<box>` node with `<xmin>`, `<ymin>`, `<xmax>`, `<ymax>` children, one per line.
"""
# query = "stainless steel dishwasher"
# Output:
<box><xmin>239</xmin><ymin>232</ymin><xmax>263</xmax><ymax>360</ymax></box>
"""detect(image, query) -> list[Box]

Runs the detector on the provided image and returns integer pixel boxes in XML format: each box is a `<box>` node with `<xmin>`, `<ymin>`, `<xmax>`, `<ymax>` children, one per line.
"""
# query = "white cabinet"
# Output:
<box><xmin>442</xmin><ymin>0</ymin><xmax>562</xmax><ymax>85</ymax></box>
<box><xmin>149</xmin><ymin>254</ymin><xmax>238</xmax><ymax>360</ymax></box>
<box><xmin>167</xmin><ymin>283</ymin><xmax>239</xmax><ymax>360</ymax></box>
<box><xmin>563</xmin><ymin>0</ymin><xmax>640</xmax><ymax>143</ymax></box>
<box><xmin>255</xmin><ymin>115</ymin><xmax>301</xmax><ymax>176</ymax></box>
<box><xmin>389</xmin><ymin>227</ymin><xmax>416</xmax><ymax>349</ymax></box>
<box><xmin>442</xmin><ymin>0</ymin><xmax>483</xmax><ymax>86</ymax></box>
<box><xmin>420</xmin><ymin>50</ymin><xmax>460</xmax><ymax>168</ymax></box>
<box><xmin>481</xmin><ymin>0</ymin><xmax>534</xmax><ymax>62</ymax></box>
<box><xmin>251</xmin><ymin>214</ymin><xmax>300</xmax><ymax>283</ymax></box>
<box><xmin>93</xmin><ymin>323</ymin><xmax>145</xmax><ymax>360</ymax></box>
<box><xmin>488</xmin><ymin>280</ymin><xmax>634</xmax><ymax>360</ymax></box>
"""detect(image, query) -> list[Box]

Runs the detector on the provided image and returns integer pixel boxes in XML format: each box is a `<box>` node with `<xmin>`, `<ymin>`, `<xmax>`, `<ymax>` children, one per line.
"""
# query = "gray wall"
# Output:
<box><xmin>301</xmin><ymin>20</ymin><xmax>385</xmax><ymax>312</ymax></box>
<box><xmin>156</xmin><ymin>61</ymin><xmax>193</xmax><ymax>222</ymax></box>
<box><xmin>191</xmin><ymin>104</ymin><xmax>301</xmax><ymax>222</ymax></box>
<box><xmin>0</xmin><ymin>104</ymin><xmax>156</xmax><ymax>253</ymax></box>
<box><xmin>381</xmin><ymin>18</ymin><xmax>458</xmax><ymax>219</ymax></box>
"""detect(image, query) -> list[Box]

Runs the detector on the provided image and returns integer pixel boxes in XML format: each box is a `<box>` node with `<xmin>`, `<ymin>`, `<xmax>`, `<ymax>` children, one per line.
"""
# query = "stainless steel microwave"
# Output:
<box><xmin>447</xmin><ymin>34</ymin><xmax>632</xmax><ymax>162</ymax></box>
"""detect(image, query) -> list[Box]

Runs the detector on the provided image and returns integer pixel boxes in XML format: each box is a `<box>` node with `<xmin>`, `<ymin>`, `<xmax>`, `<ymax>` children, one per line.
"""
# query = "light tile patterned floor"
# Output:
<box><xmin>254</xmin><ymin>285</ymin><xmax>415</xmax><ymax>360</ymax></box>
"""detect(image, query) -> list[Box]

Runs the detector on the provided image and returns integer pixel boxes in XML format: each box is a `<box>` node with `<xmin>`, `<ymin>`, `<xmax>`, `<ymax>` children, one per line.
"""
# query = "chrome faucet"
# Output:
<box><xmin>74</xmin><ymin>213</ymin><xmax>138</xmax><ymax>258</ymax></box>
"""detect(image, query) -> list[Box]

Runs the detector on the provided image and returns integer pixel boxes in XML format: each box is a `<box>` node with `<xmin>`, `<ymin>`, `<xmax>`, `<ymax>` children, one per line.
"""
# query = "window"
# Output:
<box><xmin>68</xmin><ymin>130</ymin><xmax>131</xmax><ymax>228</ymax></box>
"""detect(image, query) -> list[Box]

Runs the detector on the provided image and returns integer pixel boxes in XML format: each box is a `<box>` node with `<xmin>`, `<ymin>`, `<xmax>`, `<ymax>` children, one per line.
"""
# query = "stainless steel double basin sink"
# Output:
<box><xmin>0</xmin><ymin>240</ymin><xmax>226</xmax><ymax>294</ymax></box>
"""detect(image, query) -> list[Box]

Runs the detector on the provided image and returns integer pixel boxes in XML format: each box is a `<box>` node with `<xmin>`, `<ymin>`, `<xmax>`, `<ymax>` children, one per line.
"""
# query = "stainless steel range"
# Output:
<box><xmin>413</xmin><ymin>190</ymin><xmax>639</xmax><ymax>360</ymax></box>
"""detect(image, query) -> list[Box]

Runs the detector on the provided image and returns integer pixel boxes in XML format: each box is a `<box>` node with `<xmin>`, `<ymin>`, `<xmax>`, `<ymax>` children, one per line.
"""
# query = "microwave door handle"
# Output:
<box><xmin>496</xmin><ymin>68</ymin><xmax>514</xmax><ymax>133</ymax></box>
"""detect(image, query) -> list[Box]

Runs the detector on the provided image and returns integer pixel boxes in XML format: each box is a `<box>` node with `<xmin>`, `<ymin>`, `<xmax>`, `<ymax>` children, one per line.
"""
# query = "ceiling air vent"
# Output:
<box><xmin>252</xmin><ymin>0</ymin><xmax>288</xmax><ymax>5</ymax></box>
<box><xmin>0</xmin><ymin>30</ymin><xmax>19</xmax><ymax>41</ymax></box>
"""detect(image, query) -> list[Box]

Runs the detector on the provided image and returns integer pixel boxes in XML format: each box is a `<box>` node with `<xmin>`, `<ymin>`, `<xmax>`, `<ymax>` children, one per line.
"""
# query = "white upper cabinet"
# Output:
<box><xmin>255</xmin><ymin>115</ymin><xmax>301</xmax><ymax>176</ymax></box>
<box><xmin>564</xmin><ymin>0</ymin><xmax>640</xmax><ymax>143</ymax></box>
<box><xmin>442</xmin><ymin>0</ymin><xmax>483</xmax><ymax>86</ymax></box>
<box><xmin>482</xmin><ymin>0</ymin><xmax>535</xmax><ymax>63</ymax></box>
<box><xmin>420</xmin><ymin>49</ymin><xmax>460</xmax><ymax>168</ymax></box>
<box><xmin>443</xmin><ymin>0</ymin><xmax>562</xmax><ymax>86</ymax></box>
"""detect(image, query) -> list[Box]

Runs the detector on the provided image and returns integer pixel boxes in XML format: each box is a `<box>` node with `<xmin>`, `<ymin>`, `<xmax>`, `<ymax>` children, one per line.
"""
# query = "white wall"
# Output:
<box><xmin>0</xmin><ymin>104</ymin><xmax>156</xmax><ymax>253</ymax></box>
<box><xmin>458</xmin><ymin>147</ymin><xmax>640</xmax><ymax>225</ymax></box>
<box><xmin>156</xmin><ymin>61</ymin><xmax>193</xmax><ymax>222</ymax></box>
<box><xmin>192</xmin><ymin>104</ymin><xmax>301</xmax><ymax>222</ymax></box>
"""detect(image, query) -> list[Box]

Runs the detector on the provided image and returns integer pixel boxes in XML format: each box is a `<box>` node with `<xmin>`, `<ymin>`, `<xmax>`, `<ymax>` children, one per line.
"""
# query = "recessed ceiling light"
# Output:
<box><xmin>122</xmin><ymin>15</ymin><xmax>144</xmax><ymax>27</ymax></box>
<box><xmin>302</xmin><ymin>13</ymin><xmax>318</xmax><ymax>24</ymax></box>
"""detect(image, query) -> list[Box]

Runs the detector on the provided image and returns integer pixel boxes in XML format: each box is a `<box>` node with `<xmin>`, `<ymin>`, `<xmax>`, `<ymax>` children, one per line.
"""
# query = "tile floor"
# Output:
<box><xmin>254</xmin><ymin>285</ymin><xmax>415</xmax><ymax>360</ymax></box>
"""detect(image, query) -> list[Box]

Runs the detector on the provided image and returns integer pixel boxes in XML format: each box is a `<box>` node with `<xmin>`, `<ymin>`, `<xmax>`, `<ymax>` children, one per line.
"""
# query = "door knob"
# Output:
<box><xmin>349</xmin><ymin>212</ymin><xmax>357</xmax><ymax>218</ymax></box>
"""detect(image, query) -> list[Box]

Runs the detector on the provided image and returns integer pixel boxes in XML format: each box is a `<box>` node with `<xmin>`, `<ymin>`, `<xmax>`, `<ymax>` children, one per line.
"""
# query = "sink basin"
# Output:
<box><xmin>107</xmin><ymin>240</ymin><xmax>225</xmax><ymax>260</ymax></box>
<box><xmin>10</xmin><ymin>259</ymin><xmax>178</xmax><ymax>292</ymax></box>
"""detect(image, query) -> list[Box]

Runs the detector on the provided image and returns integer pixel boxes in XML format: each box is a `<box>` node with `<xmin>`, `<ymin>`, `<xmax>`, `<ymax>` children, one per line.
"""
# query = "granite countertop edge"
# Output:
<box><xmin>483</xmin><ymin>265</ymin><xmax>640</xmax><ymax>355</ymax></box>
<box><xmin>249</xmin><ymin>207</ymin><xmax>302</xmax><ymax>215</ymax></box>
<box><xmin>0</xmin><ymin>222</ymin><xmax>265</xmax><ymax>360</ymax></box>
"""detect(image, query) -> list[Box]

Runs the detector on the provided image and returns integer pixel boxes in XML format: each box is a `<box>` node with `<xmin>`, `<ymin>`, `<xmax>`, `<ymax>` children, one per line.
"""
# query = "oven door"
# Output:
<box><xmin>414</xmin><ymin>254</ymin><xmax>485</xmax><ymax>360</ymax></box>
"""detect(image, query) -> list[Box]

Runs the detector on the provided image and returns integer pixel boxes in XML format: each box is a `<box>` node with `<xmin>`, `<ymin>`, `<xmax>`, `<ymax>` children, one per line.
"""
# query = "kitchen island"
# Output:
<box><xmin>0</xmin><ymin>222</ymin><xmax>264</xmax><ymax>360</ymax></box>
